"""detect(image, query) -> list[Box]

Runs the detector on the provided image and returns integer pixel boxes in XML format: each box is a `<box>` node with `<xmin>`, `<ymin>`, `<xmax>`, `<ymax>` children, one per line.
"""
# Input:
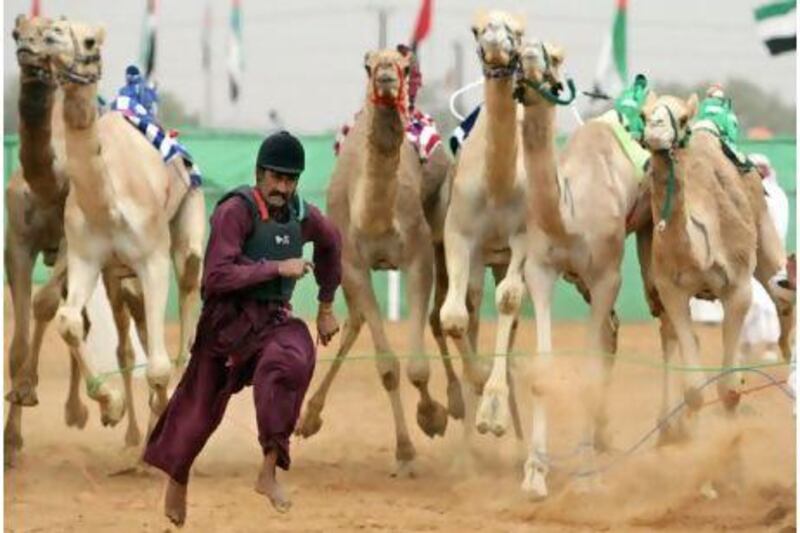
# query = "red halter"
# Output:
<box><xmin>369</xmin><ymin>62</ymin><xmax>408</xmax><ymax>120</ymax></box>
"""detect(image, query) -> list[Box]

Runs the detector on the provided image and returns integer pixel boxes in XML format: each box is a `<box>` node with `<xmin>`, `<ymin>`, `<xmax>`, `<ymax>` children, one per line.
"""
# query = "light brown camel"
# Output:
<box><xmin>640</xmin><ymin>93</ymin><xmax>791</xmax><ymax>441</ymax></box>
<box><xmin>642</xmin><ymin>93</ymin><xmax>758</xmax><ymax>426</ymax></box>
<box><xmin>438</xmin><ymin>10</ymin><xmax>527</xmax><ymax>440</ymax></box>
<box><xmin>477</xmin><ymin>40</ymin><xmax>651</xmax><ymax>497</ymax></box>
<box><xmin>43</xmin><ymin>19</ymin><xmax>205</xmax><ymax>432</ymax></box>
<box><xmin>4</xmin><ymin>15</ymin><xmax>144</xmax><ymax>465</ymax></box>
<box><xmin>296</xmin><ymin>48</ymin><xmax>454</xmax><ymax>476</ymax></box>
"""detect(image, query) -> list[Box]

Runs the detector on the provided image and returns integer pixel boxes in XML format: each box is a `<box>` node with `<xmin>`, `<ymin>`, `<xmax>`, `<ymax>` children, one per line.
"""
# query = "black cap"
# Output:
<box><xmin>256</xmin><ymin>130</ymin><xmax>305</xmax><ymax>176</ymax></box>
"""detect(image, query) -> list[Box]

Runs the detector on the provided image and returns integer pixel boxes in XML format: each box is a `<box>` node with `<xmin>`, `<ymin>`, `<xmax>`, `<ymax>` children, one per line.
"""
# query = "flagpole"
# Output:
<box><xmin>203</xmin><ymin>3</ymin><xmax>213</xmax><ymax>127</ymax></box>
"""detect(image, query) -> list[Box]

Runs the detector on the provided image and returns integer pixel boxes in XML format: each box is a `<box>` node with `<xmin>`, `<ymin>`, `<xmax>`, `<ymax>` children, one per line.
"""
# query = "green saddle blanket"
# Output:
<box><xmin>594</xmin><ymin>110</ymin><xmax>650</xmax><ymax>180</ymax></box>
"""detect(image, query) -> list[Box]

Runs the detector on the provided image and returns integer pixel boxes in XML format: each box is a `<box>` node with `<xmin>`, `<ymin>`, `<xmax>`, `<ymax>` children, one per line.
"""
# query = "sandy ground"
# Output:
<box><xmin>4</xmin><ymin>308</ymin><xmax>796</xmax><ymax>532</ymax></box>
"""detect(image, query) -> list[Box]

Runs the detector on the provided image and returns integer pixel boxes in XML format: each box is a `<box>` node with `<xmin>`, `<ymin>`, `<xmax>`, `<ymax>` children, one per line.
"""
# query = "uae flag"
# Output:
<box><xmin>591</xmin><ymin>0</ymin><xmax>628</xmax><ymax>99</ymax></box>
<box><xmin>754</xmin><ymin>0</ymin><xmax>796</xmax><ymax>55</ymax></box>
<box><xmin>410</xmin><ymin>0</ymin><xmax>433</xmax><ymax>50</ymax></box>
<box><xmin>140</xmin><ymin>0</ymin><xmax>157</xmax><ymax>80</ymax></box>
<box><xmin>227</xmin><ymin>0</ymin><xmax>244</xmax><ymax>102</ymax></box>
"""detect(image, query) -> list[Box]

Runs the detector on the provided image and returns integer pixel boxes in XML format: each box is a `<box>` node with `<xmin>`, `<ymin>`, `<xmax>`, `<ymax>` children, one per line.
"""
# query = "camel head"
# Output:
<box><xmin>642</xmin><ymin>93</ymin><xmax>698</xmax><ymax>152</ymax></box>
<box><xmin>364</xmin><ymin>49</ymin><xmax>410</xmax><ymax>113</ymax></box>
<box><xmin>515</xmin><ymin>40</ymin><xmax>569</xmax><ymax>105</ymax></box>
<box><xmin>471</xmin><ymin>10</ymin><xmax>524</xmax><ymax>78</ymax></box>
<box><xmin>12</xmin><ymin>14</ymin><xmax>54</xmax><ymax>78</ymax></box>
<box><xmin>43</xmin><ymin>18</ymin><xmax>105</xmax><ymax>86</ymax></box>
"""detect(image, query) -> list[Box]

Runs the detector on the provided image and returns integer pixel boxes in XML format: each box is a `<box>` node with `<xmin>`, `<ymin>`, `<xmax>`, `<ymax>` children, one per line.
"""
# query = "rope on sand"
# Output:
<box><xmin>537</xmin><ymin>367</ymin><xmax>793</xmax><ymax>479</ymax></box>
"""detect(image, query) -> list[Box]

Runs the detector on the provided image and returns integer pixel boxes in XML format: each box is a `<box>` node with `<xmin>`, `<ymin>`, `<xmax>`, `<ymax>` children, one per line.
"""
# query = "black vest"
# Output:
<box><xmin>217</xmin><ymin>186</ymin><xmax>307</xmax><ymax>302</ymax></box>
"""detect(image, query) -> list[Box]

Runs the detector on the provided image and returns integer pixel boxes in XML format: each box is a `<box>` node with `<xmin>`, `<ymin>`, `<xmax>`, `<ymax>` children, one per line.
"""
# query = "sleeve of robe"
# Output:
<box><xmin>301</xmin><ymin>203</ymin><xmax>343</xmax><ymax>303</ymax></box>
<box><xmin>201</xmin><ymin>196</ymin><xmax>282</xmax><ymax>298</ymax></box>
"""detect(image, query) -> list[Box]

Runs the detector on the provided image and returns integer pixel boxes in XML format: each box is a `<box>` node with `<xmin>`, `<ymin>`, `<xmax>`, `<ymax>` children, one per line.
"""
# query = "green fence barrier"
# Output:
<box><xmin>4</xmin><ymin>132</ymin><xmax>796</xmax><ymax>320</ymax></box>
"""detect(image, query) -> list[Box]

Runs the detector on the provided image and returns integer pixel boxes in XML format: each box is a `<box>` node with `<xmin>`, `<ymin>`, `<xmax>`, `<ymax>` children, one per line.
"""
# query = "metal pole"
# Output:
<box><xmin>378</xmin><ymin>7</ymin><xmax>387</xmax><ymax>48</ymax></box>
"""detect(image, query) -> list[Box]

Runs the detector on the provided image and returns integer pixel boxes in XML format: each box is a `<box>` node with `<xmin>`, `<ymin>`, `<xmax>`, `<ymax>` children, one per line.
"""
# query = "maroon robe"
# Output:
<box><xmin>143</xmin><ymin>190</ymin><xmax>342</xmax><ymax>484</ymax></box>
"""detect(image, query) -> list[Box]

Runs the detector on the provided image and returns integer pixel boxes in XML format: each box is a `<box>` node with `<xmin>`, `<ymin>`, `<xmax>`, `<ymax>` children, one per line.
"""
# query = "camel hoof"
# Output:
<box><xmin>416</xmin><ymin>400</ymin><xmax>448</xmax><ymax>438</ymax></box>
<box><xmin>391</xmin><ymin>459</ymin><xmax>416</xmax><ymax>479</ymax></box>
<box><xmin>295</xmin><ymin>409</ymin><xmax>323</xmax><ymax>438</ymax></box>
<box><xmin>100</xmin><ymin>390</ymin><xmax>125</xmax><ymax>427</ymax></box>
<box><xmin>700</xmin><ymin>480</ymin><xmax>719</xmax><ymax>500</ymax></box>
<box><xmin>6</xmin><ymin>384</ymin><xmax>39</xmax><ymax>407</ymax></box>
<box><xmin>476</xmin><ymin>386</ymin><xmax>510</xmax><ymax>437</ymax></box>
<box><xmin>65</xmin><ymin>401</ymin><xmax>90</xmax><ymax>429</ymax></box>
<box><xmin>684</xmin><ymin>386</ymin><xmax>705</xmax><ymax>411</ymax></box>
<box><xmin>521</xmin><ymin>460</ymin><xmax>549</xmax><ymax>500</ymax></box>
<box><xmin>447</xmin><ymin>380</ymin><xmax>465</xmax><ymax>420</ymax></box>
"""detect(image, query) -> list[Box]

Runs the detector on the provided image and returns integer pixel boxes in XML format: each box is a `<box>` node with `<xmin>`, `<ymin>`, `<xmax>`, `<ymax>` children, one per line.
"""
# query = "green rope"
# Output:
<box><xmin>86</xmin><ymin>375</ymin><xmax>103</xmax><ymax>398</ymax></box>
<box><xmin>83</xmin><ymin>349</ymin><xmax>789</xmax><ymax>389</ymax></box>
<box><xmin>659</xmin><ymin>155</ymin><xmax>676</xmax><ymax>224</ymax></box>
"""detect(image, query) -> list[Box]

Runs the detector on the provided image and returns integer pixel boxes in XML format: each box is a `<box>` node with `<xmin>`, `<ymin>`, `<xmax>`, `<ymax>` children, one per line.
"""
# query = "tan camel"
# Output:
<box><xmin>4</xmin><ymin>15</ymin><xmax>144</xmax><ymax>465</ymax></box>
<box><xmin>640</xmin><ymin>93</ymin><xmax>791</xmax><ymax>440</ymax></box>
<box><xmin>438</xmin><ymin>10</ymin><xmax>527</xmax><ymax>440</ymax></box>
<box><xmin>296</xmin><ymin>48</ymin><xmax>455</xmax><ymax>476</ymax></box>
<box><xmin>476</xmin><ymin>40</ymin><xmax>650</xmax><ymax>497</ymax></box>
<box><xmin>641</xmin><ymin>93</ymin><xmax>758</xmax><ymax>426</ymax></box>
<box><xmin>43</xmin><ymin>19</ymin><xmax>205</xmax><ymax>431</ymax></box>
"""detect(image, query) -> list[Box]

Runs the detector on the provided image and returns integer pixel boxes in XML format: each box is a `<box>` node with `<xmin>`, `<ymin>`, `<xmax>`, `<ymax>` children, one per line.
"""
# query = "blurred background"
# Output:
<box><xmin>3</xmin><ymin>0</ymin><xmax>796</xmax><ymax>321</ymax></box>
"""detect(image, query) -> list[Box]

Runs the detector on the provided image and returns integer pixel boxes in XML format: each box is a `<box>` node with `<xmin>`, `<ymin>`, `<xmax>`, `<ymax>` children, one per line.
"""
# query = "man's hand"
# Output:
<box><xmin>278</xmin><ymin>258</ymin><xmax>313</xmax><ymax>279</ymax></box>
<box><xmin>316</xmin><ymin>301</ymin><xmax>340</xmax><ymax>346</ymax></box>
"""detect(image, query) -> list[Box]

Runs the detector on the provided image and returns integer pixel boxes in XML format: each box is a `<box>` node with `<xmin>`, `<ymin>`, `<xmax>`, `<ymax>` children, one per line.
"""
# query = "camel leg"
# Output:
<box><xmin>440</xmin><ymin>225</ymin><xmax>475</xmax><ymax>340</ymax></box>
<box><xmin>656</xmin><ymin>316</ymin><xmax>689</xmax><ymax>444</ymax></box>
<box><xmin>718</xmin><ymin>281</ymin><xmax>752</xmax><ymax>412</ymax></box>
<box><xmin>134</xmin><ymin>250</ymin><xmax>174</xmax><ymax>433</ymax></box>
<box><xmin>582</xmin><ymin>268</ymin><xmax>621</xmax><ymax>466</ymax></box>
<box><xmin>296</xmin><ymin>272</ymin><xmax>365</xmax><ymax>438</ymax></box>
<box><xmin>477</xmin><ymin>232</ymin><xmax>526</xmax><ymax>437</ymax></box>
<box><xmin>358</xmin><ymin>266</ymin><xmax>416</xmax><ymax>476</ymax></box>
<box><xmin>490</xmin><ymin>262</ymin><xmax>524</xmax><ymax>440</ymax></box>
<box><xmin>429</xmin><ymin>243</ymin><xmax>465</xmax><ymax>421</ymax></box>
<box><xmin>56</xmin><ymin>253</ymin><xmax>125</xmax><ymax>427</ymax></box>
<box><xmin>521</xmin><ymin>258</ymin><xmax>558</xmax><ymax>499</ymax></box>
<box><xmin>103</xmin><ymin>271</ymin><xmax>142</xmax><ymax>447</ymax></box>
<box><xmin>4</xmin><ymin>239</ymin><xmax>35</xmax><ymax>463</ymax></box>
<box><xmin>406</xmin><ymin>247</ymin><xmax>449</xmax><ymax>438</ymax></box>
<box><xmin>657</xmin><ymin>285</ymin><xmax>705</xmax><ymax>411</ymax></box>
<box><xmin>169</xmin><ymin>187</ymin><xmax>205</xmax><ymax>371</ymax></box>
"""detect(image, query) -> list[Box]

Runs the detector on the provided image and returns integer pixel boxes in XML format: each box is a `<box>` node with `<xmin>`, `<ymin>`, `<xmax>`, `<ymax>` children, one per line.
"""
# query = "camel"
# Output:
<box><xmin>473</xmin><ymin>40</ymin><xmax>651</xmax><ymax>497</ymax></box>
<box><xmin>42</xmin><ymin>18</ymin><xmax>205</xmax><ymax>433</ymax></box>
<box><xmin>639</xmin><ymin>93</ymin><xmax>792</xmax><ymax>439</ymax></box>
<box><xmin>437</xmin><ymin>10</ymin><xmax>528</xmax><ymax>439</ymax></box>
<box><xmin>296</xmin><ymin>48</ymin><xmax>457</xmax><ymax>476</ymax></box>
<box><xmin>4</xmin><ymin>15</ymin><xmax>144</xmax><ymax>465</ymax></box>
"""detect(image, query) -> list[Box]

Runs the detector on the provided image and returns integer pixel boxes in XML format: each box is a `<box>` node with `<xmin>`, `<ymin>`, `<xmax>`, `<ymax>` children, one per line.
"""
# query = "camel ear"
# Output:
<box><xmin>472</xmin><ymin>8</ymin><xmax>488</xmax><ymax>34</ymax></box>
<box><xmin>642</xmin><ymin>91</ymin><xmax>658</xmax><ymax>118</ymax></box>
<box><xmin>546</xmin><ymin>43</ymin><xmax>565</xmax><ymax>67</ymax></box>
<box><xmin>94</xmin><ymin>26</ymin><xmax>106</xmax><ymax>46</ymax></box>
<box><xmin>686</xmin><ymin>93</ymin><xmax>699</xmax><ymax>120</ymax></box>
<box><xmin>512</xmin><ymin>12</ymin><xmax>526</xmax><ymax>34</ymax></box>
<box><xmin>363</xmin><ymin>51</ymin><xmax>373</xmax><ymax>76</ymax></box>
<box><xmin>15</xmin><ymin>14</ymin><xmax>26</xmax><ymax>28</ymax></box>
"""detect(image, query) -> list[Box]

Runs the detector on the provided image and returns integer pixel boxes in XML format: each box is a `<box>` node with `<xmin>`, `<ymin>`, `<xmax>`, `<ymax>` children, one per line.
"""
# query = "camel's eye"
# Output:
<box><xmin>84</xmin><ymin>37</ymin><xmax>95</xmax><ymax>49</ymax></box>
<box><xmin>12</xmin><ymin>29</ymin><xmax>19</xmax><ymax>41</ymax></box>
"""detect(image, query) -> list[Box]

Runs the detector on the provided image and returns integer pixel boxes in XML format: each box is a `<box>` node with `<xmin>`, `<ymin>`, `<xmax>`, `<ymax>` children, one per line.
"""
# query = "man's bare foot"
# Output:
<box><xmin>255</xmin><ymin>451</ymin><xmax>292</xmax><ymax>513</ymax></box>
<box><xmin>164</xmin><ymin>478</ymin><xmax>187</xmax><ymax>526</ymax></box>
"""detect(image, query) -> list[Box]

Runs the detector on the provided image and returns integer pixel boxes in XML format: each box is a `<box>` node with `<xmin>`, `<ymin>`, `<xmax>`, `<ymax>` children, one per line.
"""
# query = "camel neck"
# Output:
<box><xmin>17</xmin><ymin>75</ymin><xmax>63</xmax><ymax>203</ymax></box>
<box><xmin>483</xmin><ymin>77</ymin><xmax>518</xmax><ymax>201</ymax></box>
<box><xmin>522</xmin><ymin>101</ymin><xmax>565</xmax><ymax>236</ymax></box>
<box><xmin>357</xmin><ymin>103</ymin><xmax>404</xmax><ymax>235</ymax></box>
<box><xmin>649</xmin><ymin>150</ymin><xmax>687</xmax><ymax>229</ymax></box>
<box><xmin>61</xmin><ymin>82</ymin><xmax>113</xmax><ymax>220</ymax></box>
